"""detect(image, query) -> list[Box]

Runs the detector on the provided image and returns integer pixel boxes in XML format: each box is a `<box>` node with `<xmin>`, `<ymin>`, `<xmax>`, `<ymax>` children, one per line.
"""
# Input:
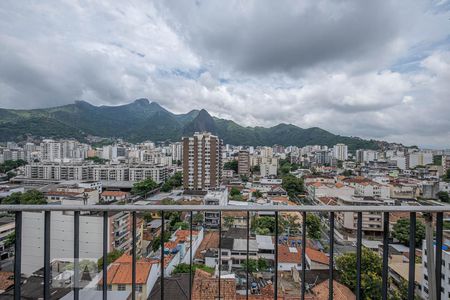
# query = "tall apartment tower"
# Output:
<box><xmin>183</xmin><ymin>132</ymin><xmax>222</xmax><ymax>191</ymax></box>
<box><xmin>238</xmin><ymin>150</ymin><xmax>250</xmax><ymax>176</ymax></box>
<box><xmin>333</xmin><ymin>143</ymin><xmax>348</xmax><ymax>161</ymax></box>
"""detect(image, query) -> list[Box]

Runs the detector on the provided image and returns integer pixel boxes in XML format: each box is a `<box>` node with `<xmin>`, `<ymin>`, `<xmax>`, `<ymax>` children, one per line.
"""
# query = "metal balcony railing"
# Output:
<box><xmin>2</xmin><ymin>204</ymin><xmax>450</xmax><ymax>300</ymax></box>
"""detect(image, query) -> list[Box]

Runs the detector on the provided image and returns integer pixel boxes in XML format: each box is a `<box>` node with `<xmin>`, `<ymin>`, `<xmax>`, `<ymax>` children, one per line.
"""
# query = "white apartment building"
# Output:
<box><xmin>421</xmin><ymin>241</ymin><xmax>450</xmax><ymax>299</ymax></box>
<box><xmin>333</xmin><ymin>144</ymin><xmax>348</xmax><ymax>161</ymax></box>
<box><xmin>260</xmin><ymin>161</ymin><xmax>278</xmax><ymax>177</ymax></box>
<box><xmin>171</xmin><ymin>142</ymin><xmax>183</xmax><ymax>163</ymax></box>
<box><xmin>42</xmin><ymin>139</ymin><xmax>62</xmax><ymax>162</ymax></box>
<box><xmin>204</xmin><ymin>189</ymin><xmax>228</xmax><ymax>228</ymax></box>
<box><xmin>24</xmin><ymin>163</ymin><xmax>168</xmax><ymax>183</ymax></box>
<box><xmin>21</xmin><ymin>210</ymin><xmax>142</xmax><ymax>275</ymax></box>
<box><xmin>408</xmin><ymin>151</ymin><xmax>433</xmax><ymax>169</ymax></box>
<box><xmin>356</xmin><ymin>150</ymin><xmax>379</xmax><ymax>163</ymax></box>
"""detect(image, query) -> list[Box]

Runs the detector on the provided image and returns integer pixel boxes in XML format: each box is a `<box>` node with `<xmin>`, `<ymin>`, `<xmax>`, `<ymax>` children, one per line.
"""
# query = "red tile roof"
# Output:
<box><xmin>99</xmin><ymin>254</ymin><xmax>153</xmax><ymax>285</ymax></box>
<box><xmin>310</xmin><ymin>280</ymin><xmax>355</xmax><ymax>300</ymax></box>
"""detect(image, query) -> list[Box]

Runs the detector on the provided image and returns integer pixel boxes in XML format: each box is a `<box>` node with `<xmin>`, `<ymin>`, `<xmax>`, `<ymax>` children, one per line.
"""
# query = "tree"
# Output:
<box><xmin>252</xmin><ymin>190</ymin><xmax>263</xmax><ymax>198</ymax></box>
<box><xmin>224</xmin><ymin>216</ymin><xmax>235</xmax><ymax>228</ymax></box>
<box><xmin>242</xmin><ymin>259</ymin><xmax>258</xmax><ymax>272</ymax></box>
<box><xmin>160</xmin><ymin>172</ymin><xmax>183</xmax><ymax>192</ymax></box>
<box><xmin>0</xmin><ymin>159</ymin><xmax>27</xmax><ymax>173</ymax></box>
<box><xmin>193</xmin><ymin>213</ymin><xmax>204</xmax><ymax>225</ymax></box>
<box><xmin>172</xmin><ymin>263</ymin><xmax>214</xmax><ymax>275</ymax></box>
<box><xmin>152</xmin><ymin>231</ymin><xmax>171</xmax><ymax>252</ymax></box>
<box><xmin>85</xmin><ymin>156</ymin><xmax>108</xmax><ymax>164</ymax></box>
<box><xmin>224</xmin><ymin>160</ymin><xmax>238</xmax><ymax>173</ymax></box>
<box><xmin>230</xmin><ymin>187</ymin><xmax>240</xmax><ymax>197</ymax></box>
<box><xmin>437</xmin><ymin>191</ymin><xmax>450</xmax><ymax>203</ymax></box>
<box><xmin>173</xmin><ymin>221</ymin><xmax>189</xmax><ymax>230</ymax></box>
<box><xmin>4</xmin><ymin>232</ymin><xmax>15</xmax><ymax>248</ymax></box>
<box><xmin>1</xmin><ymin>190</ymin><xmax>47</xmax><ymax>205</ymax></box>
<box><xmin>143</xmin><ymin>212</ymin><xmax>153</xmax><ymax>223</ymax></box>
<box><xmin>392</xmin><ymin>218</ymin><xmax>425</xmax><ymax>247</ymax></box>
<box><xmin>240</xmin><ymin>175</ymin><xmax>249</xmax><ymax>182</ymax></box>
<box><xmin>444</xmin><ymin>169</ymin><xmax>450</xmax><ymax>182</ymax></box>
<box><xmin>251</xmin><ymin>165</ymin><xmax>260</xmax><ymax>173</ymax></box>
<box><xmin>131</xmin><ymin>178</ymin><xmax>158</xmax><ymax>196</ymax></box>
<box><xmin>6</xmin><ymin>171</ymin><xmax>16</xmax><ymax>180</ymax></box>
<box><xmin>282</xmin><ymin>174</ymin><xmax>304</xmax><ymax>198</ymax></box>
<box><xmin>241</xmin><ymin>258</ymin><xmax>268</xmax><ymax>273</ymax></box>
<box><xmin>336</xmin><ymin>248</ymin><xmax>383</xmax><ymax>299</ymax></box>
<box><xmin>252</xmin><ymin>216</ymin><xmax>285</xmax><ymax>234</ymax></box>
<box><xmin>97</xmin><ymin>249</ymin><xmax>124</xmax><ymax>269</ymax></box>
<box><xmin>342</xmin><ymin>170</ymin><xmax>353</xmax><ymax>177</ymax></box>
<box><xmin>305</xmin><ymin>214</ymin><xmax>322</xmax><ymax>240</ymax></box>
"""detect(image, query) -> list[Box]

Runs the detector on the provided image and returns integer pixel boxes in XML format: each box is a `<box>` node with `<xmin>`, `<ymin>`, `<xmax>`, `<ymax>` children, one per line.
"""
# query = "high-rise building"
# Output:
<box><xmin>238</xmin><ymin>150</ymin><xmax>250</xmax><ymax>176</ymax></box>
<box><xmin>333</xmin><ymin>143</ymin><xmax>348</xmax><ymax>161</ymax></box>
<box><xmin>171</xmin><ymin>142</ymin><xmax>183</xmax><ymax>163</ymax></box>
<box><xmin>42</xmin><ymin>139</ymin><xmax>62</xmax><ymax>162</ymax></box>
<box><xmin>182</xmin><ymin>132</ymin><xmax>222</xmax><ymax>191</ymax></box>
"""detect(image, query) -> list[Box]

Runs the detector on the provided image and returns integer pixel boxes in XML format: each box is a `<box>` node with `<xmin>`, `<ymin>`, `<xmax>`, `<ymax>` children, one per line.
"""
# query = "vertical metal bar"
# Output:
<box><xmin>103</xmin><ymin>211</ymin><xmax>108</xmax><ymax>300</ymax></box>
<box><xmin>301</xmin><ymin>212</ymin><xmax>306</xmax><ymax>300</ymax></box>
<box><xmin>14</xmin><ymin>211</ymin><xmax>22</xmax><ymax>300</ymax></box>
<box><xmin>44</xmin><ymin>211</ymin><xmax>51</xmax><ymax>300</ymax></box>
<box><xmin>74</xmin><ymin>211</ymin><xmax>80</xmax><ymax>300</ymax></box>
<box><xmin>218</xmin><ymin>211</ymin><xmax>222</xmax><ymax>299</ymax></box>
<box><xmin>436</xmin><ymin>212</ymin><xmax>443</xmax><ymax>300</ymax></box>
<box><xmin>274</xmin><ymin>211</ymin><xmax>278</xmax><ymax>300</ymax></box>
<box><xmin>246</xmin><ymin>211</ymin><xmax>250</xmax><ymax>300</ymax></box>
<box><xmin>356</xmin><ymin>212</ymin><xmax>362</xmax><ymax>300</ymax></box>
<box><xmin>189</xmin><ymin>211</ymin><xmax>193</xmax><ymax>300</ymax></box>
<box><xmin>160</xmin><ymin>211</ymin><xmax>165</xmax><ymax>300</ymax></box>
<box><xmin>329</xmin><ymin>212</ymin><xmax>334</xmax><ymax>300</ymax></box>
<box><xmin>381</xmin><ymin>212</ymin><xmax>389</xmax><ymax>300</ymax></box>
<box><xmin>408</xmin><ymin>212</ymin><xmax>416</xmax><ymax>300</ymax></box>
<box><xmin>132</xmin><ymin>212</ymin><xmax>136</xmax><ymax>300</ymax></box>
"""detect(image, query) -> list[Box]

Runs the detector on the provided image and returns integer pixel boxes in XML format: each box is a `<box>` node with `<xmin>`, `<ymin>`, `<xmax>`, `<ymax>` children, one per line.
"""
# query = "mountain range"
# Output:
<box><xmin>0</xmin><ymin>98</ymin><xmax>384</xmax><ymax>150</ymax></box>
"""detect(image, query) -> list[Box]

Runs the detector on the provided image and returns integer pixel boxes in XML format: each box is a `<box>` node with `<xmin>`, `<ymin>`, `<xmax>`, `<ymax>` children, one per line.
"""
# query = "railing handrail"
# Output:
<box><xmin>1</xmin><ymin>204</ymin><xmax>450</xmax><ymax>212</ymax></box>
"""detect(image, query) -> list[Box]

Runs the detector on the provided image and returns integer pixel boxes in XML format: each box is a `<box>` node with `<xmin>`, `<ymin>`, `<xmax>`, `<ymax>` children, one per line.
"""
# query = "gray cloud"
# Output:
<box><xmin>0</xmin><ymin>0</ymin><xmax>449</xmax><ymax>147</ymax></box>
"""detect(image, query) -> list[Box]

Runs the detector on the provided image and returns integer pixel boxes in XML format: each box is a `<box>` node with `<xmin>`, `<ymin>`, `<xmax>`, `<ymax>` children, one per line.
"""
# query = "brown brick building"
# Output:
<box><xmin>183</xmin><ymin>132</ymin><xmax>223</xmax><ymax>191</ymax></box>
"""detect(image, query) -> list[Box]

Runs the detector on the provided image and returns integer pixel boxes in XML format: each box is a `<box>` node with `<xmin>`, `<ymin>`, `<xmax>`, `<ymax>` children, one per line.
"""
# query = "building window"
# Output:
<box><xmin>118</xmin><ymin>284</ymin><xmax>126</xmax><ymax>291</ymax></box>
<box><xmin>137</xmin><ymin>285</ymin><xmax>143</xmax><ymax>292</ymax></box>
<box><xmin>108</xmin><ymin>285</ymin><xmax>112</xmax><ymax>291</ymax></box>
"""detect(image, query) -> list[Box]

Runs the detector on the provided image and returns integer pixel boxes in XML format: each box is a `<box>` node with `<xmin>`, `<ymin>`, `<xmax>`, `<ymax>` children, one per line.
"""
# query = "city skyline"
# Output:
<box><xmin>0</xmin><ymin>1</ymin><xmax>450</xmax><ymax>147</ymax></box>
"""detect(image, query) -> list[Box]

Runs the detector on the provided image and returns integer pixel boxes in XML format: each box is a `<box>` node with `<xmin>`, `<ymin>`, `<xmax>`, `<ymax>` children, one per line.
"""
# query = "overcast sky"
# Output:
<box><xmin>1</xmin><ymin>1</ymin><xmax>450</xmax><ymax>148</ymax></box>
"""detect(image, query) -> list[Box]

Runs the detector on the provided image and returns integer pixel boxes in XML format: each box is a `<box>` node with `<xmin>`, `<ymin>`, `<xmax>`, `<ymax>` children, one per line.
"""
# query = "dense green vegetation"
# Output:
<box><xmin>97</xmin><ymin>249</ymin><xmax>124</xmax><ymax>269</ymax></box>
<box><xmin>224</xmin><ymin>160</ymin><xmax>238</xmax><ymax>173</ymax></box>
<box><xmin>305</xmin><ymin>214</ymin><xmax>322</xmax><ymax>240</ymax></box>
<box><xmin>282</xmin><ymin>174</ymin><xmax>304</xmax><ymax>198</ymax></box>
<box><xmin>392</xmin><ymin>218</ymin><xmax>425</xmax><ymax>247</ymax></box>
<box><xmin>1</xmin><ymin>190</ymin><xmax>47</xmax><ymax>205</ymax></box>
<box><xmin>151</xmin><ymin>231</ymin><xmax>171</xmax><ymax>252</ymax></box>
<box><xmin>437</xmin><ymin>191</ymin><xmax>450</xmax><ymax>203</ymax></box>
<box><xmin>172</xmin><ymin>263</ymin><xmax>215</xmax><ymax>275</ymax></box>
<box><xmin>160</xmin><ymin>172</ymin><xmax>182</xmax><ymax>192</ymax></box>
<box><xmin>278</xmin><ymin>157</ymin><xmax>300</xmax><ymax>176</ymax></box>
<box><xmin>85</xmin><ymin>156</ymin><xmax>108</xmax><ymax>164</ymax></box>
<box><xmin>336</xmin><ymin>248</ymin><xmax>383</xmax><ymax>299</ymax></box>
<box><xmin>229</xmin><ymin>187</ymin><xmax>244</xmax><ymax>201</ymax></box>
<box><xmin>241</xmin><ymin>258</ymin><xmax>268</xmax><ymax>272</ymax></box>
<box><xmin>131</xmin><ymin>178</ymin><xmax>159</xmax><ymax>196</ymax></box>
<box><xmin>0</xmin><ymin>159</ymin><xmax>27</xmax><ymax>173</ymax></box>
<box><xmin>0</xmin><ymin>99</ymin><xmax>383</xmax><ymax>149</ymax></box>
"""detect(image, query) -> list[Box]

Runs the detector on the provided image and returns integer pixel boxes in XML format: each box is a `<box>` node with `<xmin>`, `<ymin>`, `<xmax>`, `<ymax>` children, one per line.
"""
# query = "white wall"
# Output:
<box><xmin>21</xmin><ymin>211</ymin><xmax>105</xmax><ymax>275</ymax></box>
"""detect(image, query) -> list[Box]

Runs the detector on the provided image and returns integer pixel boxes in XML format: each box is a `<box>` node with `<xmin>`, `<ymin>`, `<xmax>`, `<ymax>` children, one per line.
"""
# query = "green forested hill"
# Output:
<box><xmin>0</xmin><ymin>99</ymin><xmax>383</xmax><ymax>150</ymax></box>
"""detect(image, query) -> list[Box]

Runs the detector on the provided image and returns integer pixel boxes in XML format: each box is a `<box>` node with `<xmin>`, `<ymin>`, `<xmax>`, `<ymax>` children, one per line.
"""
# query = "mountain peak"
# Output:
<box><xmin>133</xmin><ymin>98</ymin><xmax>150</xmax><ymax>105</ymax></box>
<box><xmin>183</xmin><ymin>108</ymin><xmax>217</xmax><ymax>135</ymax></box>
